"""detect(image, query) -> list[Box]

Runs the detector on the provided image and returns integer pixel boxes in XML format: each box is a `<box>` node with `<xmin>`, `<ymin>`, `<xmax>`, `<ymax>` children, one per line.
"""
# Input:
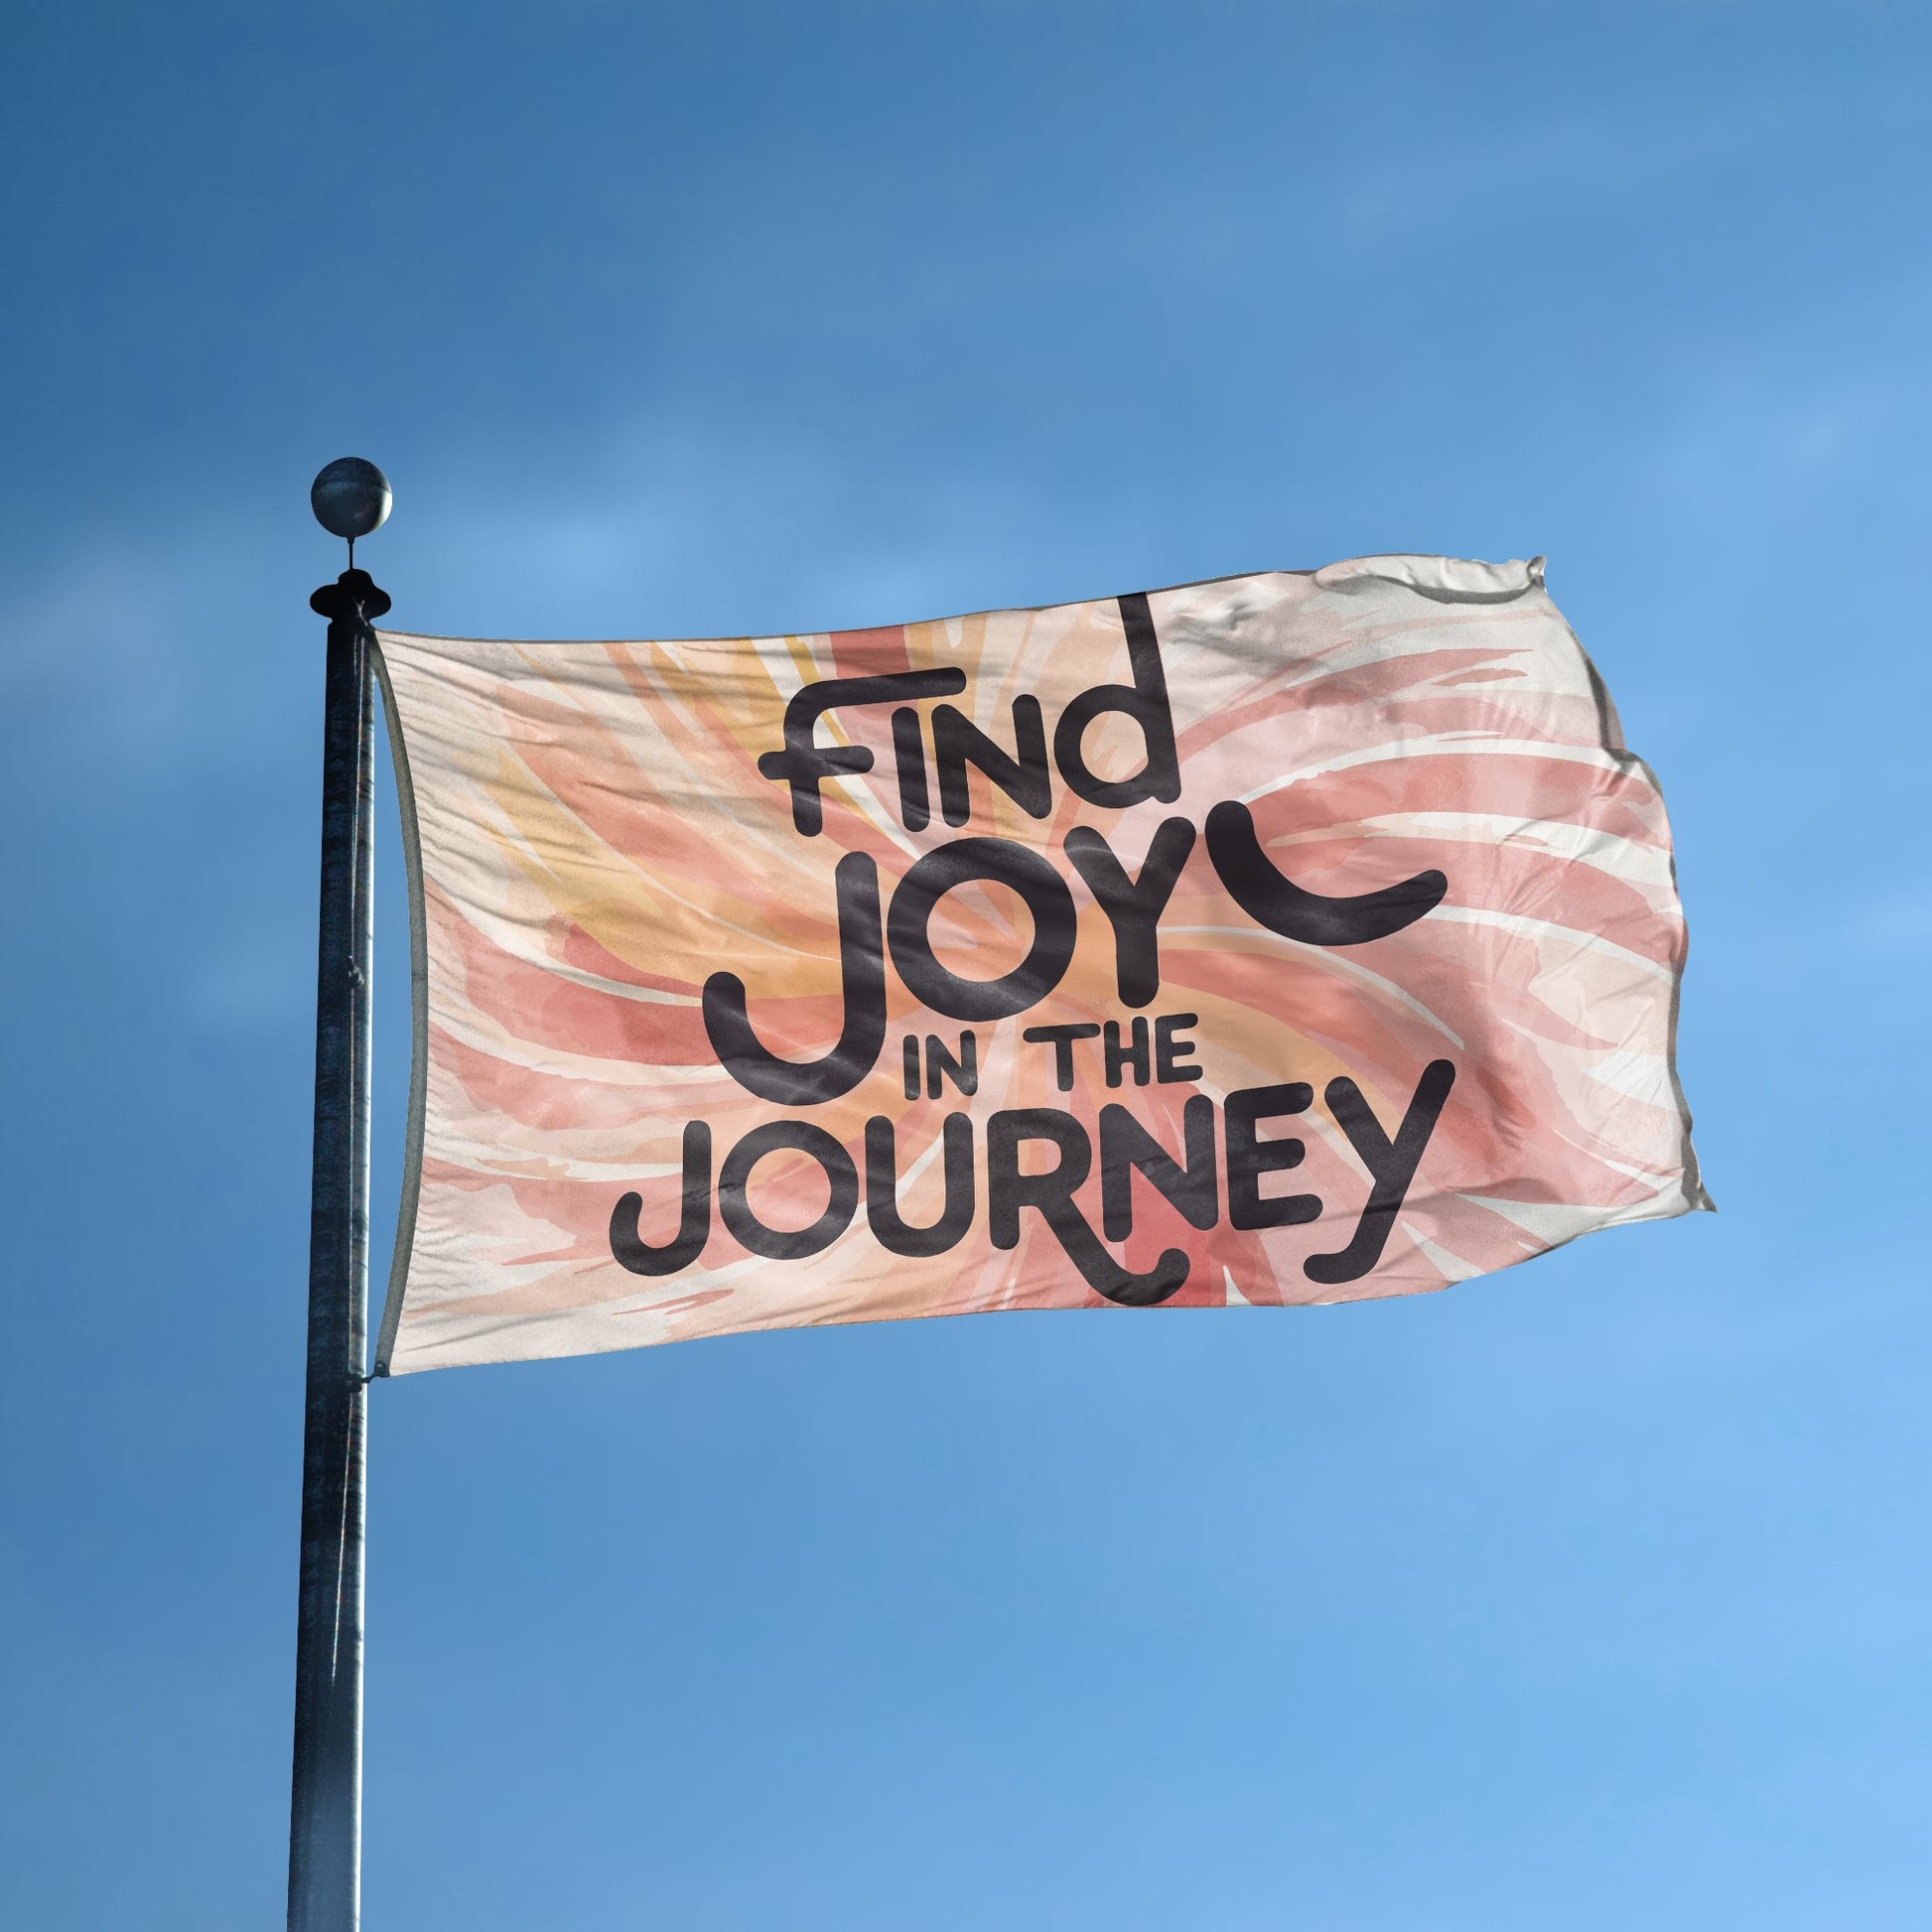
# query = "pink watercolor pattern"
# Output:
<box><xmin>372</xmin><ymin>554</ymin><xmax>1707</xmax><ymax>1374</ymax></box>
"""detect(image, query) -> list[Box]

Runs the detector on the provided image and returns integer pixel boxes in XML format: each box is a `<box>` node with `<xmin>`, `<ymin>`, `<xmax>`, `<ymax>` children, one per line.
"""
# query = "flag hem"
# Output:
<box><xmin>1544</xmin><ymin>593</ymin><xmax>1713</xmax><ymax>1216</ymax></box>
<box><xmin>362</xmin><ymin>554</ymin><xmax>1546</xmax><ymax>656</ymax></box>
<box><xmin>370</xmin><ymin>637</ymin><xmax>431</xmax><ymax>1376</ymax></box>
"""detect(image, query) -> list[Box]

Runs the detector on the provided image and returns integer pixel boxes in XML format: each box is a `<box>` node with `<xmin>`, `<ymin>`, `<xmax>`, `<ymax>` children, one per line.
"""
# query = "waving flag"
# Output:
<box><xmin>369</xmin><ymin>554</ymin><xmax>1707</xmax><ymax>1375</ymax></box>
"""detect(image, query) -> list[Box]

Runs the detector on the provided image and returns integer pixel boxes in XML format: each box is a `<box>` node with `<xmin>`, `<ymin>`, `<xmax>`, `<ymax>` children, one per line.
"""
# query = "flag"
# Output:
<box><xmin>370</xmin><ymin>553</ymin><xmax>1707</xmax><ymax>1375</ymax></box>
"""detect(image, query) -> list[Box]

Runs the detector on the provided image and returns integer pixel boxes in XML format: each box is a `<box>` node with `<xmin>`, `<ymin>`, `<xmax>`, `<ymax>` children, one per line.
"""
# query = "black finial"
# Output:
<box><xmin>311</xmin><ymin>458</ymin><xmax>392</xmax><ymax>568</ymax></box>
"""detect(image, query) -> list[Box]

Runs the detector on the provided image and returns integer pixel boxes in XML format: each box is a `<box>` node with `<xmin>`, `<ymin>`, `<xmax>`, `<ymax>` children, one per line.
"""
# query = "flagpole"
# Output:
<box><xmin>290</xmin><ymin>461</ymin><xmax>392</xmax><ymax>1932</ymax></box>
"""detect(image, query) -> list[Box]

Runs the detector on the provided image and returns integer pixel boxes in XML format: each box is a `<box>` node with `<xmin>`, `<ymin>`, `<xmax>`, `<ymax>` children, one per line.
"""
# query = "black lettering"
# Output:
<box><xmin>1103</xmin><ymin>1017</ymin><xmax>1150</xmax><ymax>1088</ymax></box>
<box><xmin>1099</xmin><ymin>1098</ymin><xmax>1218</xmax><ymax>1241</ymax></box>
<box><xmin>703</xmin><ymin>852</ymin><xmax>887</xmax><ymax>1103</ymax></box>
<box><xmin>887</xmin><ymin>837</ymin><xmax>1077</xmax><ymax>1021</ymax></box>
<box><xmin>1063</xmin><ymin>816</ymin><xmax>1196</xmax><ymax>1007</ymax></box>
<box><xmin>1225</xmin><ymin>1082</ymin><xmax>1320</xmax><ymax>1230</ymax></box>
<box><xmin>758</xmin><ymin>668</ymin><xmax>965</xmax><ymax>836</ymax></box>
<box><xmin>900</xmin><ymin>1034</ymin><xmax>920</xmax><ymax>1100</ymax></box>
<box><xmin>865</xmin><ymin>1113</ymin><xmax>975</xmax><ymax>1257</ymax></box>
<box><xmin>933</xmin><ymin>697</ymin><xmax>1051</xmax><ymax>826</ymax></box>
<box><xmin>610</xmin><ymin>1122</ymin><xmax>712</xmax><ymax>1276</ymax></box>
<box><xmin>891</xmin><ymin>706</ymin><xmax>930</xmax><ymax>833</ymax></box>
<box><xmin>1053</xmin><ymin>592</ymin><xmax>1183</xmax><ymax>808</ymax></box>
<box><xmin>925</xmin><ymin>1031</ymin><xmax>978</xmax><ymax>1098</ymax></box>
<box><xmin>717</xmin><ymin>1120</ymin><xmax>859</xmax><ymax>1261</ymax></box>
<box><xmin>1306</xmin><ymin>1060</ymin><xmax>1456</xmax><ymax>1285</ymax></box>
<box><xmin>985</xmin><ymin>1108</ymin><xmax>1188</xmax><ymax>1307</ymax></box>
<box><xmin>1204</xmin><ymin>799</ymin><xmax>1447</xmax><ymax>946</ymax></box>
<box><xmin>1021</xmin><ymin>1022</ymin><xmax>1100</xmax><ymax>1091</ymax></box>
<box><xmin>1155</xmin><ymin>1012</ymin><xmax>1202</xmax><ymax>1083</ymax></box>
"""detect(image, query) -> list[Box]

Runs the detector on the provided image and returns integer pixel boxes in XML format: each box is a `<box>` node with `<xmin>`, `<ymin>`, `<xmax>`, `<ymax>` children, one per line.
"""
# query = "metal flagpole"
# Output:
<box><xmin>290</xmin><ymin>459</ymin><xmax>392</xmax><ymax>1932</ymax></box>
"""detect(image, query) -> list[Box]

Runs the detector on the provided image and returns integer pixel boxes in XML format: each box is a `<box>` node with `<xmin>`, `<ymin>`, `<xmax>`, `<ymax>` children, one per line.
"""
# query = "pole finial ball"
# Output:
<box><xmin>311</xmin><ymin>458</ymin><xmax>393</xmax><ymax>541</ymax></box>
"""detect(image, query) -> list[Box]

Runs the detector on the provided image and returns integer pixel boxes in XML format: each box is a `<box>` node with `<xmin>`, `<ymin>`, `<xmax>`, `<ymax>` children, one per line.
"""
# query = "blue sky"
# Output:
<box><xmin>4</xmin><ymin>3</ymin><xmax>1930</xmax><ymax>1926</ymax></box>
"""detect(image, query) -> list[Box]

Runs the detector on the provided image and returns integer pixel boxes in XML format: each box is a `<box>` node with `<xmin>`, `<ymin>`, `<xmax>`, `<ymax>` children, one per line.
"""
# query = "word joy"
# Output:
<box><xmin>705</xmin><ymin>594</ymin><xmax>1450</xmax><ymax>1106</ymax></box>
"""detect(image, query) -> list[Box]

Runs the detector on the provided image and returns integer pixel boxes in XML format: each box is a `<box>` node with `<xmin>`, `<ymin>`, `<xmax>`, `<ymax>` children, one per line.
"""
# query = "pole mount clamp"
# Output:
<box><xmin>312</xmin><ymin>570</ymin><xmax>393</xmax><ymax>625</ymax></box>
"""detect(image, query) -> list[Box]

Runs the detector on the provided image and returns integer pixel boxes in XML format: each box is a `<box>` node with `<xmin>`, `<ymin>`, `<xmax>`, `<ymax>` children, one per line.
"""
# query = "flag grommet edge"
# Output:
<box><xmin>370</xmin><ymin>636</ymin><xmax>430</xmax><ymax>1376</ymax></box>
